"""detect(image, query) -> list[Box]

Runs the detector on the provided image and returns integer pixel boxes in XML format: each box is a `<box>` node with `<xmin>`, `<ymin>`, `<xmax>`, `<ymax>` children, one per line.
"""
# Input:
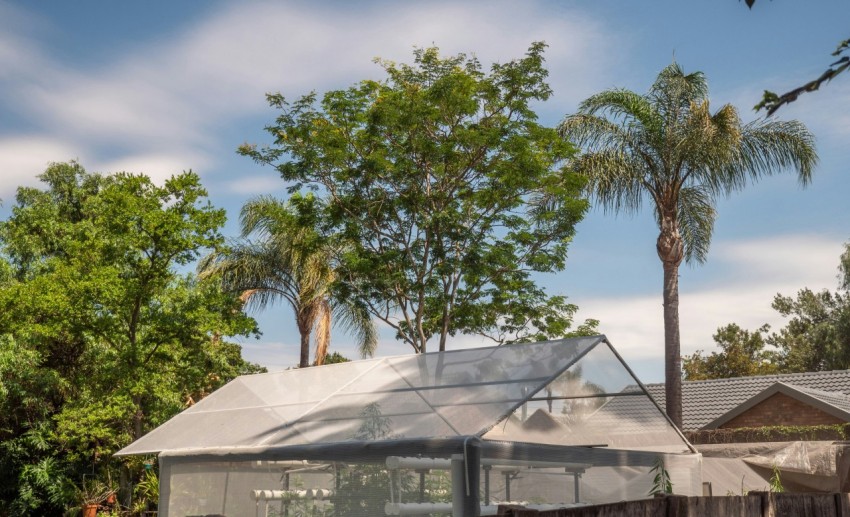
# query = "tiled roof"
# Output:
<box><xmin>645</xmin><ymin>370</ymin><xmax>850</xmax><ymax>431</ymax></box>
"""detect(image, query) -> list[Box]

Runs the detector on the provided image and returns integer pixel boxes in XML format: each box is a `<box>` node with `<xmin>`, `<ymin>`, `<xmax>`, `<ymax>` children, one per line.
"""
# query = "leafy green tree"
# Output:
<box><xmin>240</xmin><ymin>43</ymin><xmax>589</xmax><ymax>353</ymax></box>
<box><xmin>559</xmin><ymin>63</ymin><xmax>817</xmax><ymax>426</ymax></box>
<box><xmin>199</xmin><ymin>194</ymin><xmax>377</xmax><ymax>367</ymax></box>
<box><xmin>683</xmin><ymin>324</ymin><xmax>780</xmax><ymax>380</ymax></box>
<box><xmin>0</xmin><ymin>162</ymin><xmax>261</xmax><ymax>512</ymax></box>
<box><xmin>770</xmin><ymin>285</ymin><xmax>850</xmax><ymax>373</ymax></box>
<box><xmin>688</xmin><ymin>242</ymin><xmax>850</xmax><ymax>379</ymax></box>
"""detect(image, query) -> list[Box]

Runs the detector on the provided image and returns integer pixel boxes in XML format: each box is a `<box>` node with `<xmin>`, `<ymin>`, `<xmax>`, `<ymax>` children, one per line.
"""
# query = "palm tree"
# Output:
<box><xmin>559</xmin><ymin>63</ymin><xmax>817</xmax><ymax>427</ymax></box>
<box><xmin>199</xmin><ymin>194</ymin><xmax>377</xmax><ymax>367</ymax></box>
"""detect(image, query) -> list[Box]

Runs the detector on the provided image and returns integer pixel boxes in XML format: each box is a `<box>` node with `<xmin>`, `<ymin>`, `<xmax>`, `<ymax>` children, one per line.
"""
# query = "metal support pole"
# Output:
<box><xmin>573</xmin><ymin>472</ymin><xmax>581</xmax><ymax>503</ymax></box>
<box><xmin>451</xmin><ymin>458</ymin><xmax>464</xmax><ymax>516</ymax></box>
<box><xmin>418</xmin><ymin>470</ymin><xmax>426</xmax><ymax>503</ymax></box>
<box><xmin>283</xmin><ymin>471</ymin><xmax>290</xmax><ymax>517</ymax></box>
<box><xmin>504</xmin><ymin>472</ymin><xmax>511</xmax><ymax>502</ymax></box>
<box><xmin>483</xmin><ymin>466</ymin><xmax>491</xmax><ymax>505</ymax></box>
<box><xmin>462</xmin><ymin>440</ymin><xmax>481</xmax><ymax>517</ymax></box>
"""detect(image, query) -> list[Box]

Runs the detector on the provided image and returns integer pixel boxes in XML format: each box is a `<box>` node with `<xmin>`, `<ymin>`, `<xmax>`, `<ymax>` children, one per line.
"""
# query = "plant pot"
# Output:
<box><xmin>82</xmin><ymin>503</ymin><xmax>98</xmax><ymax>517</ymax></box>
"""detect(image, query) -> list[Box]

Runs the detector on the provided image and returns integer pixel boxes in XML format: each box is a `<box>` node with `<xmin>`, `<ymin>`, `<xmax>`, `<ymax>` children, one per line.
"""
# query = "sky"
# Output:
<box><xmin>1</xmin><ymin>0</ymin><xmax>848</xmax><ymax>382</ymax></box>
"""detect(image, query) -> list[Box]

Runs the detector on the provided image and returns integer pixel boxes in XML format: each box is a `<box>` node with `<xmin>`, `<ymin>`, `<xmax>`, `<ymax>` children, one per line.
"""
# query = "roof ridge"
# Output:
<box><xmin>644</xmin><ymin>369</ymin><xmax>850</xmax><ymax>388</ymax></box>
<box><xmin>786</xmin><ymin>382</ymin><xmax>850</xmax><ymax>398</ymax></box>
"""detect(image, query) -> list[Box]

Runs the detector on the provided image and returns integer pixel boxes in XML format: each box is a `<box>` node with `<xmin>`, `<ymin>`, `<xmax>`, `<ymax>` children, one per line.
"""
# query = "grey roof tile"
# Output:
<box><xmin>646</xmin><ymin>370</ymin><xmax>850</xmax><ymax>431</ymax></box>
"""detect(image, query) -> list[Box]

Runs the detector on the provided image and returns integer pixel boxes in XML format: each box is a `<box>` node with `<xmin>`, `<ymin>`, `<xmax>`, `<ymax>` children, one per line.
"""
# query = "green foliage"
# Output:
<box><xmin>687</xmin><ymin>423</ymin><xmax>850</xmax><ymax>445</ymax></box>
<box><xmin>695</xmin><ymin>243</ymin><xmax>850</xmax><ymax>378</ymax></box>
<box><xmin>0</xmin><ymin>162</ymin><xmax>262</xmax><ymax>513</ymax></box>
<box><xmin>132</xmin><ymin>468</ymin><xmax>159</xmax><ymax>514</ymax></box>
<box><xmin>770</xmin><ymin>285</ymin><xmax>850</xmax><ymax>372</ymax></box>
<box><xmin>684</xmin><ymin>324</ymin><xmax>780</xmax><ymax>380</ymax></box>
<box><xmin>648</xmin><ymin>456</ymin><xmax>673</xmax><ymax>496</ymax></box>
<box><xmin>322</xmin><ymin>351</ymin><xmax>351</xmax><ymax>364</ymax></box>
<box><xmin>241</xmin><ymin>43</ymin><xmax>590</xmax><ymax>353</ymax></box>
<box><xmin>769</xmin><ymin>465</ymin><xmax>784</xmax><ymax>493</ymax></box>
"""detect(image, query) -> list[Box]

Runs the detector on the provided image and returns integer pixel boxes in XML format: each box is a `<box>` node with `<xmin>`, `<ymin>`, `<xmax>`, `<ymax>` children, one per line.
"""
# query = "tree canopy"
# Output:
<box><xmin>0</xmin><ymin>162</ymin><xmax>261</xmax><ymax>514</ymax></box>
<box><xmin>240</xmin><ymin>43</ymin><xmax>591</xmax><ymax>353</ymax></box>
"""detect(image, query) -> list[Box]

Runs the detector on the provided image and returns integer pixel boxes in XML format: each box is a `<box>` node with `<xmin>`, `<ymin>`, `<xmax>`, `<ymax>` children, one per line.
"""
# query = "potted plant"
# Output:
<box><xmin>75</xmin><ymin>478</ymin><xmax>115</xmax><ymax>517</ymax></box>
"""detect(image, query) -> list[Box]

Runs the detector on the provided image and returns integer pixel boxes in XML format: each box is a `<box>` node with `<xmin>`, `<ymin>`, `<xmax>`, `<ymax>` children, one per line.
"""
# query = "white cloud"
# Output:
<box><xmin>223</xmin><ymin>175</ymin><xmax>286</xmax><ymax>196</ymax></box>
<box><xmin>1</xmin><ymin>0</ymin><xmax>620</xmax><ymax>195</ymax></box>
<box><xmin>95</xmin><ymin>152</ymin><xmax>211</xmax><ymax>185</ymax></box>
<box><xmin>574</xmin><ymin>234</ymin><xmax>845</xmax><ymax>361</ymax></box>
<box><xmin>0</xmin><ymin>136</ymin><xmax>81</xmax><ymax>200</ymax></box>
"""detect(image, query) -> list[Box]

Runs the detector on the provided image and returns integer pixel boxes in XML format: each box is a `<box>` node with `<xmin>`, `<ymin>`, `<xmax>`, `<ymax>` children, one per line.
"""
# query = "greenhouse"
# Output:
<box><xmin>117</xmin><ymin>335</ymin><xmax>702</xmax><ymax>516</ymax></box>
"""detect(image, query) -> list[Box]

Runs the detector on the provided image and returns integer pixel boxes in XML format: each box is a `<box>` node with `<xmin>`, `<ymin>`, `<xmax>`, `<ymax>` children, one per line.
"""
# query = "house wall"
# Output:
<box><xmin>718</xmin><ymin>393</ymin><xmax>844</xmax><ymax>429</ymax></box>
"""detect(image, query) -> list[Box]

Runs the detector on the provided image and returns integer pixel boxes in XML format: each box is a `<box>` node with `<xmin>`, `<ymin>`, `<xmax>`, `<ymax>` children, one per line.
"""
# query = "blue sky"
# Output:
<box><xmin>1</xmin><ymin>0</ymin><xmax>847</xmax><ymax>381</ymax></box>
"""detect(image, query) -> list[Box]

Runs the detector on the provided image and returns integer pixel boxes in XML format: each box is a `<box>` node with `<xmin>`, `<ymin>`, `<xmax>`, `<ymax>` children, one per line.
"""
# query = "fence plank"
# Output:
<box><xmin>487</xmin><ymin>493</ymin><xmax>850</xmax><ymax>517</ymax></box>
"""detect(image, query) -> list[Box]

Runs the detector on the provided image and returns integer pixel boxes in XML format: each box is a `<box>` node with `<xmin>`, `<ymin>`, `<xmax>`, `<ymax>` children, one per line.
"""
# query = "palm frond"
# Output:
<box><xmin>677</xmin><ymin>186</ymin><xmax>716</xmax><ymax>264</ymax></box>
<box><xmin>559</xmin><ymin>113</ymin><xmax>649</xmax><ymax>154</ymax></box>
<box><xmin>570</xmin><ymin>151</ymin><xmax>648</xmax><ymax>216</ymax></box>
<box><xmin>575</xmin><ymin>89</ymin><xmax>663</xmax><ymax>134</ymax></box>
<box><xmin>650</xmin><ymin>63</ymin><xmax>709</xmax><ymax>115</ymax></box>
<box><xmin>240</xmin><ymin>195</ymin><xmax>291</xmax><ymax>239</ymax></box>
<box><xmin>724</xmin><ymin>119</ymin><xmax>818</xmax><ymax>192</ymax></box>
<box><xmin>199</xmin><ymin>241</ymin><xmax>299</xmax><ymax>312</ymax></box>
<box><xmin>332</xmin><ymin>297</ymin><xmax>378</xmax><ymax>358</ymax></box>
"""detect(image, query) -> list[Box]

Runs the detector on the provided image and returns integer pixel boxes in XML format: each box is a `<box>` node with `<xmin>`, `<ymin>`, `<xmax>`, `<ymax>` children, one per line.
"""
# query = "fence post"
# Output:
<box><xmin>665</xmin><ymin>495</ymin><xmax>688</xmax><ymax>517</ymax></box>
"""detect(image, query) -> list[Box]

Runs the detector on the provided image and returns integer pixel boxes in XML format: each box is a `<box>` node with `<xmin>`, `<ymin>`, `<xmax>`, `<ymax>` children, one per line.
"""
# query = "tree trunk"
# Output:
<box><xmin>299</xmin><ymin>326</ymin><xmax>310</xmax><ymax>368</ymax></box>
<box><xmin>662</xmin><ymin>259</ymin><xmax>683</xmax><ymax>428</ymax></box>
<box><xmin>657</xmin><ymin>211</ymin><xmax>684</xmax><ymax>428</ymax></box>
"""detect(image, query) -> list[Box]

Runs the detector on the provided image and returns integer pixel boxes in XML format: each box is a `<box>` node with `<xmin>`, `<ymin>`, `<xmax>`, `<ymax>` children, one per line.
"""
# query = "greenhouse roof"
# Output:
<box><xmin>117</xmin><ymin>335</ymin><xmax>693</xmax><ymax>456</ymax></box>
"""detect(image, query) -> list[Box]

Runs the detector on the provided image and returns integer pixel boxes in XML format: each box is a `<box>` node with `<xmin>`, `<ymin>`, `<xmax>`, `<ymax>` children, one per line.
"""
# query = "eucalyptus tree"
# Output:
<box><xmin>199</xmin><ymin>194</ymin><xmax>377</xmax><ymax>367</ymax></box>
<box><xmin>240</xmin><ymin>43</ymin><xmax>590</xmax><ymax>354</ymax></box>
<box><xmin>559</xmin><ymin>63</ymin><xmax>817</xmax><ymax>426</ymax></box>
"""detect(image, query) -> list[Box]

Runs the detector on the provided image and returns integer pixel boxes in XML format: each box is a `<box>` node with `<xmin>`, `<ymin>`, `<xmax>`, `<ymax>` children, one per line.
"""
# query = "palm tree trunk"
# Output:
<box><xmin>299</xmin><ymin>330</ymin><xmax>310</xmax><ymax>368</ymax></box>
<box><xmin>662</xmin><ymin>259</ymin><xmax>683</xmax><ymax>428</ymax></box>
<box><xmin>657</xmin><ymin>211</ymin><xmax>684</xmax><ymax>428</ymax></box>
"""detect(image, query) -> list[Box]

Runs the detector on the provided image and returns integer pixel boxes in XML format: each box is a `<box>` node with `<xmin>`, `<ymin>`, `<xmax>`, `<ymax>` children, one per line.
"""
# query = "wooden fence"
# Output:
<box><xmin>487</xmin><ymin>492</ymin><xmax>850</xmax><ymax>517</ymax></box>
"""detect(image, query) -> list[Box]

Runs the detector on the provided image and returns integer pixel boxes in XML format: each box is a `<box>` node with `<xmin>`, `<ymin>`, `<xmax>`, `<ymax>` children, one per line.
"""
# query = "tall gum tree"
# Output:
<box><xmin>240</xmin><ymin>43</ymin><xmax>591</xmax><ymax>354</ymax></box>
<box><xmin>559</xmin><ymin>63</ymin><xmax>817</xmax><ymax>427</ymax></box>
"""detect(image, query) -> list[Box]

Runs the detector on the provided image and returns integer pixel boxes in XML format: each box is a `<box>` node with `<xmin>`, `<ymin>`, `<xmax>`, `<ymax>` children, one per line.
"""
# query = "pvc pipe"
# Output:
<box><xmin>386</xmin><ymin>456</ymin><xmax>452</xmax><ymax>470</ymax></box>
<box><xmin>251</xmin><ymin>490</ymin><xmax>309</xmax><ymax>501</ymax></box>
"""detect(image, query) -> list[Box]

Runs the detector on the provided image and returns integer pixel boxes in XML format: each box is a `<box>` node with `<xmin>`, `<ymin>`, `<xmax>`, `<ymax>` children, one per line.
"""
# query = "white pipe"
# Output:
<box><xmin>386</xmin><ymin>456</ymin><xmax>452</xmax><ymax>470</ymax></box>
<box><xmin>252</xmin><ymin>489</ymin><xmax>307</xmax><ymax>500</ymax></box>
<box><xmin>307</xmin><ymin>488</ymin><xmax>334</xmax><ymax>500</ymax></box>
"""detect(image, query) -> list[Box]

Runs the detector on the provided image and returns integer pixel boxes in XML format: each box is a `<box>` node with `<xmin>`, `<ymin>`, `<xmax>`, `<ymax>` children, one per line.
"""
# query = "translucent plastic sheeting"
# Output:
<box><xmin>160</xmin><ymin>452</ymin><xmax>701</xmax><ymax>517</ymax></box>
<box><xmin>482</xmin><ymin>342</ymin><xmax>691</xmax><ymax>453</ymax></box>
<box><xmin>119</xmin><ymin>337</ymin><xmax>604</xmax><ymax>455</ymax></box>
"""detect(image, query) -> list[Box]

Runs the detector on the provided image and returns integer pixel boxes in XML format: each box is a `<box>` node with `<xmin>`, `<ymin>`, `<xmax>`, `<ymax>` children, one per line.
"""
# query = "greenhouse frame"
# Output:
<box><xmin>117</xmin><ymin>335</ymin><xmax>702</xmax><ymax>516</ymax></box>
